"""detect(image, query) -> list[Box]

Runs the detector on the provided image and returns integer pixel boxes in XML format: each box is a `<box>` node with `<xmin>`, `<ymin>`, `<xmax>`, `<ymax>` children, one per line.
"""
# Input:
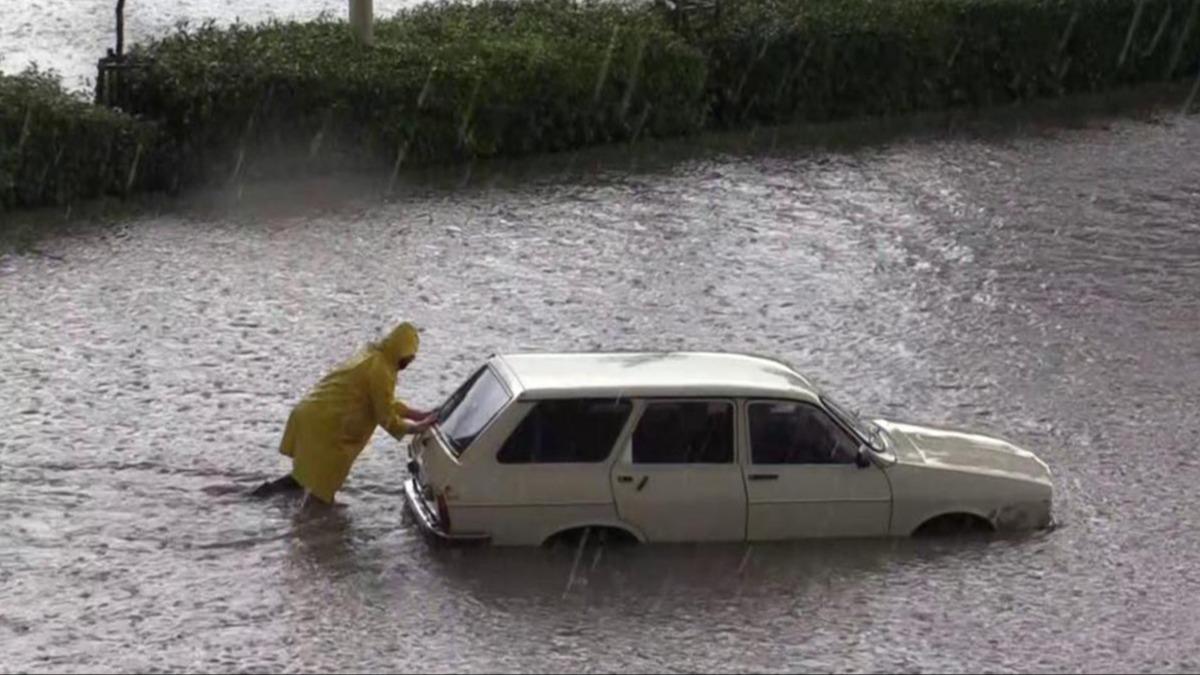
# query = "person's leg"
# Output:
<box><xmin>251</xmin><ymin>473</ymin><xmax>303</xmax><ymax>498</ymax></box>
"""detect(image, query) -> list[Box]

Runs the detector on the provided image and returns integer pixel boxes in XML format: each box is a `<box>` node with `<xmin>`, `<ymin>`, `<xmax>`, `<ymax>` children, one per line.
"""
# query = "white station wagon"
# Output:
<box><xmin>403</xmin><ymin>352</ymin><xmax>1054</xmax><ymax>546</ymax></box>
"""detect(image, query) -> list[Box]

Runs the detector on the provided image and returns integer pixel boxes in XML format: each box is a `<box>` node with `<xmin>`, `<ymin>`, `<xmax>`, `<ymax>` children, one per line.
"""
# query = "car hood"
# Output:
<box><xmin>874</xmin><ymin>419</ymin><xmax>1052</xmax><ymax>484</ymax></box>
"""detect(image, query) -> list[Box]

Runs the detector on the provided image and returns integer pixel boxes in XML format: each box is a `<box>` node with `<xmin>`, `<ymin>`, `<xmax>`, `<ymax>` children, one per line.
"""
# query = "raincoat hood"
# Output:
<box><xmin>378</xmin><ymin>322</ymin><xmax>420</xmax><ymax>365</ymax></box>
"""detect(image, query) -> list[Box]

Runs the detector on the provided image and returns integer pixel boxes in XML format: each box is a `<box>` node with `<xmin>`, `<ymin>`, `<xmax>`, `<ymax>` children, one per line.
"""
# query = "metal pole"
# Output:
<box><xmin>116</xmin><ymin>0</ymin><xmax>126</xmax><ymax>57</ymax></box>
<box><xmin>350</xmin><ymin>0</ymin><xmax>374</xmax><ymax>45</ymax></box>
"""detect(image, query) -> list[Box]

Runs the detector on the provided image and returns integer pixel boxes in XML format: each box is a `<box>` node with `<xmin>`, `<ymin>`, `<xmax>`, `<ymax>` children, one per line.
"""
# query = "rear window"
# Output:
<box><xmin>437</xmin><ymin>367</ymin><xmax>511</xmax><ymax>456</ymax></box>
<box><xmin>497</xmin><ymin>399</ymin><xmax>632</xmax><ymax>464</ymax></box>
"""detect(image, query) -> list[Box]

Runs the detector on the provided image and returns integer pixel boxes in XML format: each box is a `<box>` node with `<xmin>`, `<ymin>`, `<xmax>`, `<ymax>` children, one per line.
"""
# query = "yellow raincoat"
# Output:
<box><xmin>280</xmin><ymin>322</ymin><xmax>420</xmax><ymax>503</ymax></box>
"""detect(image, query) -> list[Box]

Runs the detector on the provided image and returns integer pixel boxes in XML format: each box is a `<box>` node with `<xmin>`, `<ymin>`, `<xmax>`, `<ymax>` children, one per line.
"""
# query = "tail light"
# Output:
<box><xmin>435</xmin><ymin>492</ymin><xmax>452</xmax><ymax>533</ymax></box>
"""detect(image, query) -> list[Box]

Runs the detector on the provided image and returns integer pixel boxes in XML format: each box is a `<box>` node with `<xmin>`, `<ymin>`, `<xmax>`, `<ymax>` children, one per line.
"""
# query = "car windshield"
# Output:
<box><xmin>436</xmin><ymin>367</ymin><xmax>511</xmax><ymax>456</ymax></box>
<box><xmin>821</xmin><ymin>394</ymin><xmax>885</xmax><ymax>452</ymax></box>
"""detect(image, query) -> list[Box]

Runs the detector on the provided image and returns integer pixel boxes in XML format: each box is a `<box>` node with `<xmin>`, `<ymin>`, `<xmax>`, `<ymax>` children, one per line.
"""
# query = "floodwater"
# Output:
<box><xmin>2</xmin><ymin>52</ymin><xmax>1200</xmax><ymax>674</ymax></box>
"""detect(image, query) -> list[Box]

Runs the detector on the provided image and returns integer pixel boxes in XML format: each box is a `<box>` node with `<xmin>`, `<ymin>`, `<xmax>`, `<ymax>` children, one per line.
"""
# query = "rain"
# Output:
<box><xmin>3</xmin><ymin>0</ymin><xmax>1200</xmax><ymax>673</ymax></box>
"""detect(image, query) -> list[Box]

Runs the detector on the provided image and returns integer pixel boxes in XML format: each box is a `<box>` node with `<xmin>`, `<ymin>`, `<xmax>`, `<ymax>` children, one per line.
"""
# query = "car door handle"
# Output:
<box><xmin>748</xmin><ymin>474</ymin><xmax>779</xmax><ymax>481</ymax></box>
<box><xmin>617</xmin><ymin>476</ymin><xmax>649</xmax><ymax>491</ymax></box>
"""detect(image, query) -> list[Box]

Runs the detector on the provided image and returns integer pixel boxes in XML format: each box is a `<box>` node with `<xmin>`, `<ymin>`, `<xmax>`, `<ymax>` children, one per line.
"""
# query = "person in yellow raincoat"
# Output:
<box><xmin>252</xmin><ymin>321</ymin><xmax>436</xmax><ymax>504</ymax></box>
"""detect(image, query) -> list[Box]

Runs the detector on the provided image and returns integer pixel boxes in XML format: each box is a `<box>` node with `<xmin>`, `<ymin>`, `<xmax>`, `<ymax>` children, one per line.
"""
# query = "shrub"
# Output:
<box><xmin>0</xmin><ymin>67</ymin><xmax>174</xmax><ymax>210</ymax></box>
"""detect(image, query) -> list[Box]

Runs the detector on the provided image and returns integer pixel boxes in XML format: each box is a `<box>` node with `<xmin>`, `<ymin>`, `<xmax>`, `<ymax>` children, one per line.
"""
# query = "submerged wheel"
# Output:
<box><xmin>542</xmin><ymin>526</ymin><xmax>640</xmax><ymax>548</ymax></box>
<box><xmin>913</xmin><ymin>513</ymin><xmax>995</xmax><ymax>538</ymax></box>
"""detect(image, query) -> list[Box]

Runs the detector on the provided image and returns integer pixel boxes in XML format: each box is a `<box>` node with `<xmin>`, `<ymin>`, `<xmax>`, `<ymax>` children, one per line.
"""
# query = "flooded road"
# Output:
<box><xmin>3</xmin><ymin>100</ymin><xmax>1200</xmax><ymax>671</ymax></box>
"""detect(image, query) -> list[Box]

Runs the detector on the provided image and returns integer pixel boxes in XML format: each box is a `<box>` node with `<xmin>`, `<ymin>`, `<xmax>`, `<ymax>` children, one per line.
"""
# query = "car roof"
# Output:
<box><xmin>491</xmin><ymin>352</ymin><xmax>821</xmax><ymax>401</ymax></box>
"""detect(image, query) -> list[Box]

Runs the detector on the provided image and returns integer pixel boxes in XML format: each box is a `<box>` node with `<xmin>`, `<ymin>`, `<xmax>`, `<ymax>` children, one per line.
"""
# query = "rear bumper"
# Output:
<box><xmin>402</xmin><ymin>478</ymin><xmax>491</xmax><ymax>545</ymax></box>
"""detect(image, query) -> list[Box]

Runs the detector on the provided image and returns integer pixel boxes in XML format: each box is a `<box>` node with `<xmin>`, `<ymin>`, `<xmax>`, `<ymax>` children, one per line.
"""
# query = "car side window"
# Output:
<box><xmin>632</xmin><ymin>401</ymin><xmax>734</xmax><ymax>464</ymax></box>
<box><xmin>749</xmin><ymin>401</ymin><xmax>859</xmax><ymax>465</ymax></box>
<box><xmin>497</xmin><ymin>399</ymin><xmax>631</xmax><ymax>464</ymax></box>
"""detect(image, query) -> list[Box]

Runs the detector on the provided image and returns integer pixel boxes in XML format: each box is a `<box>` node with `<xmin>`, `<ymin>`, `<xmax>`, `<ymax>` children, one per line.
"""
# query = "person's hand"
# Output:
<box><xmin>410</xmin><ymin>415</ymin><xmax>437</xmax><ymax>434</ymax></box>
<box><xmin>405</xmin><ymin>407</ymin><xmax>436</xmax><ymax>421</ymax></box>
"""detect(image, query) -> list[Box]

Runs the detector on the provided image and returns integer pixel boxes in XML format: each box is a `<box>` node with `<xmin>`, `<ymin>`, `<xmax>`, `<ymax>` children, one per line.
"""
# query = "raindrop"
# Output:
<box><xmin>562</xmin><ymin>526</ymin><xmax>591</xmax><ymax>598</ymax></box>
<box><xmin>732</xmin><ymin>38</ymin><xmax>770</xmax><ymax>105</ymax></box>
<box><xmin>124</xmin><ymin>141</ymin><xmax>143</xmax><ymax>193</ymax></box>
<box><xmin>628</xmin><ymin>107</ymin><xmax>651</xmax><ymax>147</ymax></box>
<box><xmin>1057</xmin><ymin>56</ymin><xmax>1073</xmax><ymax>85</ymax></box>
<box><xmin>736</xmin><ymin>544</ymin><xmax>753</xmax><ymax>574</ymax></box>
<box><xmin>1057</xmin><ymin>7</ymin><xmax>1080</xmax><ymax>54</ymax></box>
<box><xmin>457</xmin><ymin>75</ymin><xmax>482</xmax><ymax>149</ymax></box>
<box><xmin>388</xmin><ymin>140</ymin><xmax>410</xmax><ymax>195</ymax></box>
<box><xmin>417</xmin><ymin>62</ymin><xmax>437</xmax><ymax>109</ymax></box>
<box><xmin>308</xmin><ymin>108</ymin><xmax>331</xmax><ymax>160</ymax></box>
<box><xmin>1141</xmin><ymin>4</ymin><xmax>1172</xmax><ymax>57</ymax></box>
<box><xmin>1166</xmin><ymin>0</ymin><xmax>1200</xmax><ymax>78</ymax></box>
<box><xmin>17</xmin><ymin>105</ymin><xmax>33</xmax><ymax>152</ymax></box>
<box><xmin>620</xmin><ymin>35</ymin><xmax>648</xmax><ymax>122</ymax></box>
<box><xmin>593</xmin><ymin>26</ymin><xmax>620</xmax><ymax>106</ymax></box>
<box><xmin>229</xmin><ymin>143</ymin><xmax>246</xmax><ymax>185</ymax></box>
<box><xmin>458</xmin><ymin>158</ymin><xmax>475</xmax><ymax>189</ymax></box>
<box><xmin>946</xmin><ymin>37</ymin><xmax>965</xmax><ymax>69</ymax></box>
<box><xmin>1182</xmin><ymin>65</ymin><xmax>1200</xmax><ymax>116</ymax></box>
<box><xmin>1117</xmin><ymin>0</ymin><xmax>1147</xmax><ymax>68</ymax></box>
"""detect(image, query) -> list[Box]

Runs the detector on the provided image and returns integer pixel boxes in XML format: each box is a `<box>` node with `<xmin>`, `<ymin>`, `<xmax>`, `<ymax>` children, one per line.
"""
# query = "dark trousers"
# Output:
<box><xmin>251</xmin><ymin>473</ymin><xmax>304</xmax><ymax>498</ymax></box>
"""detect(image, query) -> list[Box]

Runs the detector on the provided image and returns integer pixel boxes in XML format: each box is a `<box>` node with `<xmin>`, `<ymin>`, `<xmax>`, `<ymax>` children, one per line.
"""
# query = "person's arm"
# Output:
<box><xmin>396</xmin><ymin>401</ymin><xmax>434</xmax><ymax>421</ymax></box>
<box><xmin>368</xmin><ymin>362</ymin><xmax>423</xmax><ymax>441</ymax></box>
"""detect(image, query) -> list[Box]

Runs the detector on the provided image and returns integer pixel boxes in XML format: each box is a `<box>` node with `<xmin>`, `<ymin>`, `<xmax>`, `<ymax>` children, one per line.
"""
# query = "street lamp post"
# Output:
<box><xmin>350</xmin><ymin>0</ymin><xmax>374</xmax><ymax>45</ymax></box>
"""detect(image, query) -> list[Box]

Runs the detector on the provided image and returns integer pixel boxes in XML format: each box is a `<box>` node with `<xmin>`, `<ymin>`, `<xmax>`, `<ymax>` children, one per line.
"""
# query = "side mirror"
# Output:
<box><xmin>855</xmin><ymin>445</ymin><xmax>872</xmax><ymax>469</ymax></box>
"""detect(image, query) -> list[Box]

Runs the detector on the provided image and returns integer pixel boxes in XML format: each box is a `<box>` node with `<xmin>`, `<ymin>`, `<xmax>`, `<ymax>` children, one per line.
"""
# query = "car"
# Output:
<box><xmin>402</xmin><ymin>352</ymin><xmax>1054</xmax><ymax>546</ymax></box>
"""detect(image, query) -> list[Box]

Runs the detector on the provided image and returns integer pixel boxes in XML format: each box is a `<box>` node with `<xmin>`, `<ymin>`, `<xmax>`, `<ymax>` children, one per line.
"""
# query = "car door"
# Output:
<box><xmin>452</xmin><ymin>398</ymin><xmax>634</xmax><ymax>545</ymax></box>
<box><xmin>743</xmin><ymin>399</ymin><xmax>892</xmax><ymax>540</ymax></box>
<box><xmin>609</xmin><ymin>399</ymin><xmax>747</xmax><ymax>543</ymax></box>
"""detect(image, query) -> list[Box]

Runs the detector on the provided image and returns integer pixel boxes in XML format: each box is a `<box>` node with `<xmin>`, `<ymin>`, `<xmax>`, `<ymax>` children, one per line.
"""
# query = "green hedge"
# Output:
<box><xmin>119</xmin><ymin>0</ymin><xmax>708</xmax><ymax>183</ymax></box>
<box><xmin>697</xmin><ymin>0</ymin><xmax>1200</xmax><ymax>126</ymax></box>
<box><xmin>0</xmin><ymin>68</ymin><xmax>174</xmax><ymax>210</ymax></box>
<box><xmin>3</xmin><ymin>0</ymin><xmax>1199</xmax><ymax>211</ymax></box>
